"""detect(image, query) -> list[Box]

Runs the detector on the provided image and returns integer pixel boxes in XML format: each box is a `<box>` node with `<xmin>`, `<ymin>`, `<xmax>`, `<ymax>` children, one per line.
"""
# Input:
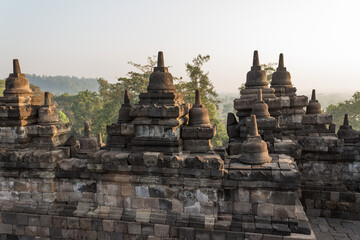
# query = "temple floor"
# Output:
<box><xmin>309</xmin><ymin>217</ymin><xmax>360</xmax><ymax>240</ymax></box>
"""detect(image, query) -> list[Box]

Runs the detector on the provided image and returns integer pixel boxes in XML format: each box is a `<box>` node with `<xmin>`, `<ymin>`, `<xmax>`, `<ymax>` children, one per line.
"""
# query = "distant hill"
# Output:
<box><xmin>25</xmin><ymin>74</ymin><xmax>99</xmax><ymax>95</ymax></box>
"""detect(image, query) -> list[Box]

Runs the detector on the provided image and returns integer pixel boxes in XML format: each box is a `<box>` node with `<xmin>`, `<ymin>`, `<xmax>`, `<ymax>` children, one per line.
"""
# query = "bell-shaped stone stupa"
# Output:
<box><xmin>147</xmin><ymin>51</ymin><xmax>176</xmax><ymax>93</ymax></box>
<box><xmin>271</xmin><ymin>53</ymin><xmax>292</xmax><ymax>88</ymax></box>
<box><xmin>239</xmin><ymin>115</ymin><xmax>272</xmax><ymax>165</ymax></box>
<box><xmin>182</xmin><ymin>90</ymin><xmax>215</xmax><ymax>153</ymax></box>
<box><xmin>245</xmin><ymin>51</ymin><xmax>268</xmax><ymax>88</ymax></box>
<box><xmin>189</xmin><ymin>89</ymin><xmax>211</xmax><ymax>126</ymax></box>
<box><xmin>251</xmin><ymin>89</ymin><xmax>270</xmax><ymax>119</ymax></box>
<box><xmin>306</xmin><ymin>89</ymin><xmax>321</xmax><ymax>114</ymax></box>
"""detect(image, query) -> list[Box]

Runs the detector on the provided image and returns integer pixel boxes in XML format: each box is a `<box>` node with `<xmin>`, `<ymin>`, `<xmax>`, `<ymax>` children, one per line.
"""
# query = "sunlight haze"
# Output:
<box><xmin>0</xmin><ymin>0</ymin><xmax>359</xmax><ymax>94</ymax></box>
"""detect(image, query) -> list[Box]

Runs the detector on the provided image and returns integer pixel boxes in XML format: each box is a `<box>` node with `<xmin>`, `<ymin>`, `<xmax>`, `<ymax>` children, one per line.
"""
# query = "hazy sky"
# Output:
<box><xmin>0</xmin><ymin>0</ymin><xmax>359</xmax><ymax>94</ymax></box>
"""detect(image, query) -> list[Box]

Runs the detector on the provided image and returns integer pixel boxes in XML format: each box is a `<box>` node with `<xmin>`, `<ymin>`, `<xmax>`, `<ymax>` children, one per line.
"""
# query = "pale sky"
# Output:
<box><xmin>0</xmin><ymin>0</ymin><xmax>359</xmax><ymax>94</ymax></box>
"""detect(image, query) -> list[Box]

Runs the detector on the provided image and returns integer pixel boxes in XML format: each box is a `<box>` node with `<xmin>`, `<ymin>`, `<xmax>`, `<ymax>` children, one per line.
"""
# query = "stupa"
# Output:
<box><xmin>181</xmin><ymin>89</ymin><xmax>215</xmax><ymax>153</ymax></box>
<box><xmin>78</xmin><ymin>121</ymin><xmax>99</xmax><ymax>157</ymax></box>
<box><xmin>337</xmin><ymin>114</ymin><xmax>360</xmax><ymax>143</ymax></box>
<box><xmin>306</xmin><ymin>89</ymin><xmax>321</xmax><ymax>114</ymax></box>
<box><xmin>0</xmin><ymin>59</ymin><xmax>70</xmax><ymax>149</ymax></box>
<box><xmin>106</xmin><ymin>90</ymin><xmax>135</xmax><ymax>149</ymax></box>
<box><xmin>233</xmin><ymin>50</ymin><xmax>281</xmax><ymax>120</ymax></box>
<box><xmin>130</xmin><ymin>51</ymin><xmax>190</xmax><ymax>153</ymax></box>
<box><xmin>271</xmin><ymin>53</ymin><xmax>296</xmax><ymax>97</ymax></box>
<box><xmin>239</xmin><ymin>115</ymin><xmax>272</xmax><ymax>164</ymax></box>
<box><xmin>251</xmin><ymin>89</ymin><xmax>270</xmax><ymax>119</ymax></box>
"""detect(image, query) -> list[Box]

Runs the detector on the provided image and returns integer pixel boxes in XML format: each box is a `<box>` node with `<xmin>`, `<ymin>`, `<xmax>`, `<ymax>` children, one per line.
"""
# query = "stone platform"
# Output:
<box><xmin>309</xmin><ymin>217</ymin><xmax>360</xmax><ymax>240</ymax></box>
<box><xmin>0</xmin><ymin>148</ymin><xmax>315</xmax><ymax>240</ymax></box>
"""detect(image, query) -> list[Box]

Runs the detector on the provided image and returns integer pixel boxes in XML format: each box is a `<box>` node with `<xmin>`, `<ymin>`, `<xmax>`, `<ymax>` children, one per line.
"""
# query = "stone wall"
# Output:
<box><xmin>0</xmin><ymin>148</ymin><xmax>315</xmax><ymax>239</ymax></box>
<box><xmin>298</xmin><ymin>157</ymin><xmax>360</xmax><ymax>220</ymax></box>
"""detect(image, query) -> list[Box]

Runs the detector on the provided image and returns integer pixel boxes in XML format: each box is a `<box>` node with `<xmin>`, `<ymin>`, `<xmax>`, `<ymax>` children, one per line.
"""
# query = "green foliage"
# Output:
<box><xmin>54</xmin><ymin>90</ymin><xmax>103</xmax><ymax>136</ymax></box>
<box><xmin>26</xmin><ymin>74</ymin><xmax>99</xmax><ymax>95</ymax></box>
<box><xmin>326</xmin><ymin>92</ymin><xmax>360</xmax><ymax>130</ymax></box>
<box><xmin>261</xmin><ymin>62</ymin><xmax>277</xmax><ymax>83</ymax></box>
<box><xmin>58</xmin><ymin>110</ymin><xmax>69</xmax><ymax>124</ymax></box>
<box><xmin>0</xmin><ymin>79</ymin><xmax>5</xmax><ymax>97</ymax></box>
<box><xmin>117</xmin><ymin>57</ymin><xmax>156</xmax><ymax>103</ymax></box>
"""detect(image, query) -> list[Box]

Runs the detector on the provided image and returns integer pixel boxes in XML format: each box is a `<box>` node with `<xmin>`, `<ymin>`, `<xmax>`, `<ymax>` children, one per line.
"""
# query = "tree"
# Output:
<box><xmin>116</xmin><ymin>56</ymin><xmax>157</xmax><ymax>103</ymax></box>
<box><xmin>0</xmin><ymin>79</ymin><xmax>5</xmax><ymax>96</ymax></box>
<box><xmin>326</xmin><ymin>92</ymin><xmax>360</xmax><ymax>130</ymax></box>
<box><xmin>54</xmin><ymin>90</ymin><xmax>103</xmax><ymax>137</ymax></box>
<box><xmin>58</xmin><ymin>110</ymin><xmax>70</xmax><ymax>124</ymax></box>
<box><xmin>261</xmin><ymin>62</ymin><xmax>277</xmax><ymax>83</ymax></box>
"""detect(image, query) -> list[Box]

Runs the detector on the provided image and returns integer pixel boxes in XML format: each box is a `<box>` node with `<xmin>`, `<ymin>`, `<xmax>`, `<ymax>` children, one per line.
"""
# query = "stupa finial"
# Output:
<box><xmin>124</xmin><ymin>89</ymin><xmax>130</xmax><ymax>104</ymax></box>
<box><xmin>311</xmin><ymin>89</ymin><xmax>316</xmax><ymax>101</ymax></box>
<box><xmin>344</xmin><ymin>114</ymin><xmax>349</xmax><ymax>126</ymax></box>
<box><xmin>44</xmin><ymin>92</ymin><xmax>51</xmax><ymax>106</ymax></box>
<box><xmin>253</xmin><ymin>50</ymin><xmax>260</xmax><ymax>67</ymax></box>
<box><xmin>249</xmin><ymin>115</ymin><xmax>259</xmax><ymax>136</ymax></box>
<box><xmin>157</xmin><ymin>51</ymin><xmax>164</xmax><ymax>67</ymax></box>
<box><xmin>13</xmin><ymin>59</ymin><xmax>21</xmax><ymax>74</ymax></box>
<box><xmin>278</xmin><ymin>53</ymin><xmax>284</xmax><ymax>69</ymax></box>
<box><xmin>195</xmin><ymin>89</ymin><xmax>201</xmax><ymax>105</ymax></box>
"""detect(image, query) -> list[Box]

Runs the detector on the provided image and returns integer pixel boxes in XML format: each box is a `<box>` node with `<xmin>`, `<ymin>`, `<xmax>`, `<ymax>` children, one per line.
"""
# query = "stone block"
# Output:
<box><xmin>114</xmin><ymin>221</ymin><xmax>127</xmax><ymax>233</ymax></box>
<box><xmin>2</xmin><ymin>212</ymin><xmax>16</xmax><ymax>224</ymax></box>
<box><xmin>228</xmin><ymin>142</ymin><xmax>242</xmax><ymax>155</ymax></box>
<box><xmin>154</xmin><ymin>224</ymin><xmax>170</xmax><ymax>237</ymax></box>
<box><xmin>16</xmin><ymin>213</ymin><xmax>28</xmax><ymax>226</ymax></box>
<box><xmin>67</xmin><ymin>217</ymin><xmax>79</xmax><ymax>229</ymax></box>
<box><xmin>144</xmin><ymin>198</ymin><xmax>159</xmax><ymax>210</ymax></box>
<box><xmin>0</xmin><ymin>223</ymin><xmax>12</xmax><ymax>234</ymax></box>
<box><xmin>127</xmin><ymin>222</ymin><xmax>141</xmax><ymax>235</ymax></box>
<box><xmin>184</xmin><ymin>139</ymin><xmax>213</xmax><ymax>153</ymax></box>
<box><xmin>120</xmin><ymin>123</ymin><xmax>134</xmax><ymax>135</ymax></box>
<box><xmin>80</xmin><ymin>218</ymin><xmax>92</xmax><ymax>230</ymax></box>
<box><xmin>171</xmin><ymin>199</ymin><xmax>184</xmax><ymax>212</ymax></box>
<box><xmin>102</xmin><ymin>220</ymin><xmax>115</xmax><ymax>232</ymax></box>
<box><xmin>185</xmin><ymin>155</ymin><xmax>204</xmax><ymax>168</ymax></box>
<box><xmin>25</xmin><ymin>225</ymin><xmax>38</xmax><ymax>236</ymax></box>
<box><xmin>40</xmin><ymin>215</ymin><xmax>52</xmax><ymax>227</ymax></box>
<box><xmin>291</xmin><ymin>95</ymin><xmax>308</xmax><ymax>107</ymax></box>
<box><xmin>159</xmin><ymin>199</ymin><xmax>172</xmax><ymax>211</ymax></box>
<box><xmin>121</xmin><ymin>185</ymin><xmax>135</xmax><ymax>197</ymax></box>
<box><xmin>251</xmin><ymin>190</ymin><xmax>270</xmax><ymax>203</ymax></box>
<box><xmin>38</xmin><ymin>227</ymin><xmax>50</xmax><ymax>237</ymax></box>
<box><xmin>135</xmin><ymin>209</ymin><xmax>151</xmax><ymax>223</ymax></box>
<box><xmin>257</xmin><ymin>203</ymin><xmax>274</xmax><ymax>217</ymax></box>
<box><xmin>179</xmin><ymin>227</ymin><xmax>195</xmax><ymax>239</ymax></box>
<box><xmin>143</xmin><ymin>152</ymin><xmax>161</xmax><ymax>167</ymax></box>
<box><xmin>195</xmin><ymin>229</ymin><xmax>211</xmax><ymax>240</ymax></box>
<box><xmin>234</xmin><ymin>202</ymin><xmax>252</xmax><ymax>214</ymax></box>
<box><xmin>242</xmin><ymin>222</ymin><xmax>255</xmax><ymax>232</ymax></box>
<box><xmin>316</xmin><ymin>114</ymin><xmax>332</xmax><ymax>124</ymax></box>
<box><xmin>91</xmin><ymin>219</ymin><xmax>102</xmax><ymax>231</ymax></box>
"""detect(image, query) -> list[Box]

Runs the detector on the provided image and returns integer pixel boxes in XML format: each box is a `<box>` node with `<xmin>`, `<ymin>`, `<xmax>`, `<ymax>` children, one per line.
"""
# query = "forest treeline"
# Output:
<box><xmin>26</xmin><ymin>74</ymin><xmax>99</xmax><ymax>95</ymax></box>
<box><xmin>0</xmin><ymin>56</ymin><xmax>358</xmax><ymax>145</ymax></box>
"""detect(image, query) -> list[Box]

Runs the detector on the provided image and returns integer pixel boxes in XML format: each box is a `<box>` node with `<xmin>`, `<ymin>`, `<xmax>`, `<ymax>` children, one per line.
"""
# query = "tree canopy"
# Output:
<box><xmin>326</xmin><ymin>92</ymin><xmax>360</xmax><ymax>130</ymax></box>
